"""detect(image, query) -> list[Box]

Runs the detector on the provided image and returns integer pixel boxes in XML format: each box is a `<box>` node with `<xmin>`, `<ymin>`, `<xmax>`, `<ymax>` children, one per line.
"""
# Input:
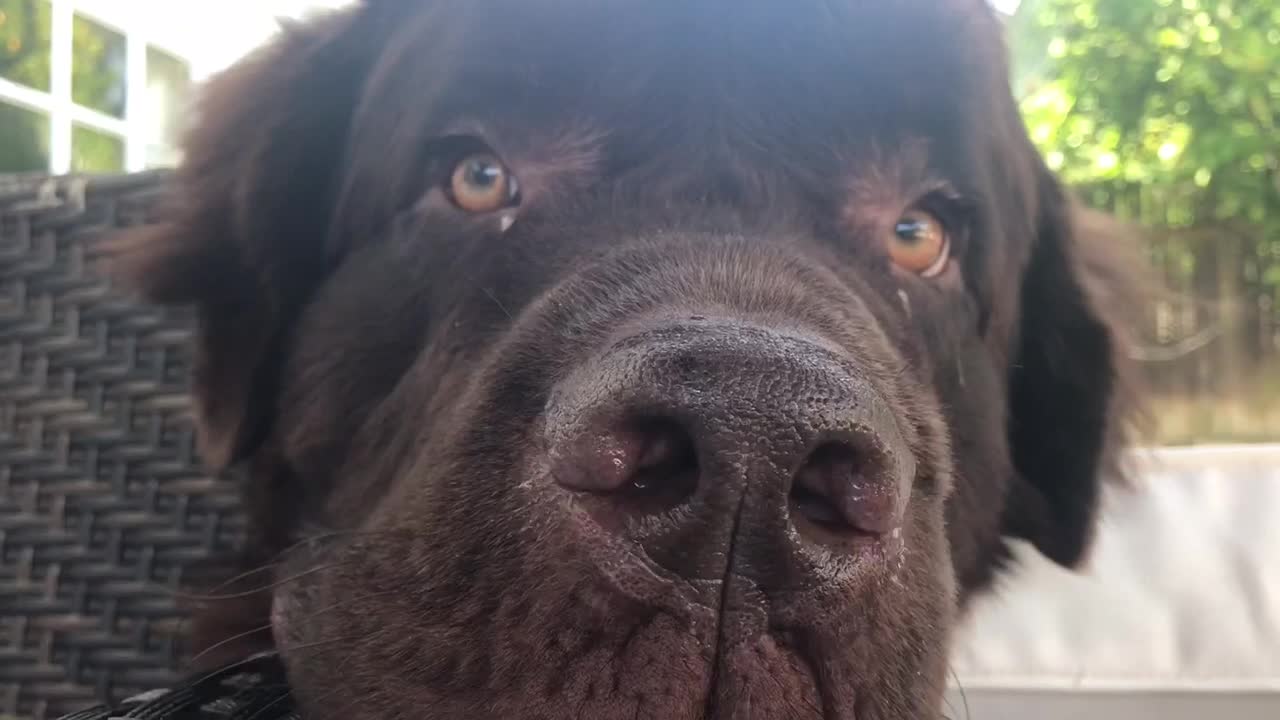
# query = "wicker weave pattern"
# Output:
<box><xmin>1</xmin><ymin>174</ymin><xmax>244</xmax><ymax>720</ymax></box>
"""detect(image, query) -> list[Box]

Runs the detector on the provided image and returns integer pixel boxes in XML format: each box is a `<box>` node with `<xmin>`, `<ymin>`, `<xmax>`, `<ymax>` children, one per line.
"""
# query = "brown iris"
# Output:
<box><xmin>888</xmin><ymin>209</ymin><xmax>949</xmax><ymax>276</ymax></box>
<box><xmin>448</xmin><ymin>153</ymin><xmax>518</xmax><ymax>213</ymax></box>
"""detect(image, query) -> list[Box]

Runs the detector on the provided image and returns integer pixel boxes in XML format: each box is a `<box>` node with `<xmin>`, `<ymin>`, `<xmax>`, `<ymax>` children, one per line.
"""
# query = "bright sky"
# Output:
<box><xmin>73</xmin><ymin>0</ymin><xmax>353</xmax><ymax>79</ymax></box>
<box><xmin>181</xmin><ymin>0</ymin><xmax>354</xmax><ymax>77</ymax></box>
<box><xmin>86</xmin><ymin>0</ymin><xmax>1022</xmax><ymax>80</ymax></box>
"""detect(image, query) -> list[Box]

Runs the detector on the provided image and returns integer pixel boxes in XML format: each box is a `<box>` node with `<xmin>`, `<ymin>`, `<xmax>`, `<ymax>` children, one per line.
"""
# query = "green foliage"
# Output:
<box><xmin>0</xmin><ymin>0</ymin><xmax>51</xmax><ymax>91</ymax></box>
<box><xmin>71</xmin><ymin>123</ymin><xmax>122</xmax><ymax>173</ymax></box>
<box><xmin>1013</xmin><ymin>0</ymin><xmax>1278</xmax><ymax>234</ymax></box>
<box><xmin>1012</xmin><ymin>0</ymin><xmax>1280</xmax><ymax>444</ymax></box>
<box><xmin>71</xmin><ymin>13</ymin><xmax>126</xmax><ymax>119</ymax></box>
<box><xmin>0</xmin><ymin>0</ymin><xmax>126</xmax><ymax>173</ymax></box>
<box><xmin>0</xmin><ymin>0</ymin><xmax>52</xmax><ymax>172</ymax></box>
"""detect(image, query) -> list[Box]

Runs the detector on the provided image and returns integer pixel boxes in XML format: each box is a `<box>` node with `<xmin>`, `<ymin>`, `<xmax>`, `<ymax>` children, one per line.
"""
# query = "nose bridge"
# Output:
<box><xmin>628</xmin><ymin>322</ymin><xmax>889</xmax><ymax>476</ymax></box>
<box><xmin>609</xmin><ymin>320</ymin><xmax>911</xmax><ymax>468</ymax></box>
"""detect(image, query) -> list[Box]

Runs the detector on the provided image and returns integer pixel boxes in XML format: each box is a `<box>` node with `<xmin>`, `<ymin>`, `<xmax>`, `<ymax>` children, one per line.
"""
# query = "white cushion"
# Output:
<box><xmin>946</xmin><ymin>444</ymin><xmax>1280</xmax><ymax>719</ymax></box>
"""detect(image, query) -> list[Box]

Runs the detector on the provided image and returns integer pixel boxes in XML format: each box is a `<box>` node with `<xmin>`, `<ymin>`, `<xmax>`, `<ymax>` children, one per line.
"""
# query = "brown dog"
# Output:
<box><xmin>116</xmin><ymin>1</ymin><xmax>1138</xmax><ymax>717</ymax></box>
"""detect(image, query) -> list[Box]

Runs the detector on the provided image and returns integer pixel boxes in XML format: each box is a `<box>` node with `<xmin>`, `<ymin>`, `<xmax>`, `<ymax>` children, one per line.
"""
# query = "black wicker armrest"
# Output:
<box><xmin>2</xmin><ymin>173</ymin><xmax>246</xmax><ymax>720</ymax></box>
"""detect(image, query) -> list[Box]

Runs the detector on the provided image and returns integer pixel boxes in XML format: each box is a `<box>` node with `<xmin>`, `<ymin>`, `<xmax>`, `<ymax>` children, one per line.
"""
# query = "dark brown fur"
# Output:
<box><xmin>113</xmin><ymin>1</ymin><xmax>1140</xmax><ymax>718</ymax></box>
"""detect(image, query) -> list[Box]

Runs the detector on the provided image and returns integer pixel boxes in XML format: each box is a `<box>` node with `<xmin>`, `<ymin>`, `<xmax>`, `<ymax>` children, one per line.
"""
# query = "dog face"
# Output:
<box><xmin>119</xmin><ymin>1</ymin><xmax>1137</xmax><ymax>717</ymax></box>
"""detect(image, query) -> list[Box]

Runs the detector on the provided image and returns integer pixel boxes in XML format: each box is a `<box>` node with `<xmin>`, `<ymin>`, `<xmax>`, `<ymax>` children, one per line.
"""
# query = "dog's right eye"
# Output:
<box><xmin>447</xmin><ymin>153</ymin><xmax>521</xmax><ymax>214</ymax></box>
<box><xmin>888</xmin><ymin>209</ymin><xmax>950</xmax><ymax>277</ymax></box>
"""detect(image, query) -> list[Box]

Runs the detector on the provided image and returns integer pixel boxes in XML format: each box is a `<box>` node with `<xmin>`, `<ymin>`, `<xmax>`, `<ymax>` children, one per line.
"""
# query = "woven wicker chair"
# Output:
<box><xmin>0</xmin><ymin>173</ymin><xmax>244</xmax><ymax>720</ymax></box>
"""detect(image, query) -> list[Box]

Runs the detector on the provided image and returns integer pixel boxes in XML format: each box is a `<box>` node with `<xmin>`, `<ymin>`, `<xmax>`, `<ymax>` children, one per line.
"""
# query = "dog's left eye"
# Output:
<box><xmin>447</xmin><ymin>153</ymin><xmax>521</xmax><ymax>214</ymax></box>
<box><xmin>888</xmin><ymin>209</ymin><xmax>950</xmax><ymax>277</ymax></box>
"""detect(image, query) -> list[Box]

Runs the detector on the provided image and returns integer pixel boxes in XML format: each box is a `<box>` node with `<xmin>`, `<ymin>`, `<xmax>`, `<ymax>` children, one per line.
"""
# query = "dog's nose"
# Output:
<box><xmin>544</xmin><ymin>320</ymin><xmax>914</xmax><ymax>577</ymax></box>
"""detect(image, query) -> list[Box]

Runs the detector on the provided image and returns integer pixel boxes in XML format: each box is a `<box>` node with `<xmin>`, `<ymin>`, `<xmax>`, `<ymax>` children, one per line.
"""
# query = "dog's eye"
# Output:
<box><xmin>888</xmin><ymin>210</ymin><xmax>949</xmax><ymax>277</ymax></box>
<box><xmin>447</xmin><ymin>153</ymin><xmax>520</xmax><ymax>214</ymax></box>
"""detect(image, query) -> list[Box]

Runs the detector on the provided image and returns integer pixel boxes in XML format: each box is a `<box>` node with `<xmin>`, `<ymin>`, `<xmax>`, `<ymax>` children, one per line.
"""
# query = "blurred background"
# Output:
<box><xmin>0</xmin><ymin>0</ymin><xmax>1276</xmax><ymax>718</ymax></box>
<box><xmin>1011</xmin><ymin>0</ymin><xmax>1280</xmax><ymax>446</ymax></box>
<box><xmin>3</xmin><ymin>0</ymin><xmax>1275</xmax><ymax>447</ymax></box>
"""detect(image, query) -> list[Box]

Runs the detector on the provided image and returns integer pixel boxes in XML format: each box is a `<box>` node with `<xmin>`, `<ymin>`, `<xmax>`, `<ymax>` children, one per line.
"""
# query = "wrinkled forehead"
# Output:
<box><xmin>358</xmin><ymin>0</ymin><xmax>1009</xmax><ymax>164</ymax></box>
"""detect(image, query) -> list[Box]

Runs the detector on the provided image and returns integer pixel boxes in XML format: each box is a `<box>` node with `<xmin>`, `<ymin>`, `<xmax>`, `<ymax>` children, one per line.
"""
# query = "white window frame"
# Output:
<box><xmin>0</xmin><ymin>0</ymin><xmax>192</xmax><ymax>174</ymax></box>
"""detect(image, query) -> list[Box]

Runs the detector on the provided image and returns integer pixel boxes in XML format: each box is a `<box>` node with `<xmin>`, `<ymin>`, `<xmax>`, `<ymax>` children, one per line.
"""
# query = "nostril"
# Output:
<box><xmin>551</xmin><ymin>417</ymin><xmax>699</xmax><ymax>513</ymax></box>
<box><xmin>627</xmin><ymin>419</ymin><xmax>699</xmax><ymax>504</ymax></box>
<box><xmin>789</xmin><ymin>441</ymin><xmax>899</xmax><ymax>540</ymax></box>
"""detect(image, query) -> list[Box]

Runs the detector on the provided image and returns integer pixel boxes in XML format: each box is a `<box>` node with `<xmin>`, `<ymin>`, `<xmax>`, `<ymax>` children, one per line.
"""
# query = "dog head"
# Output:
<box><xmin>118</xmin><ymin>1</ymin><xmax>1138</xmax><ymax>717</ymax></box>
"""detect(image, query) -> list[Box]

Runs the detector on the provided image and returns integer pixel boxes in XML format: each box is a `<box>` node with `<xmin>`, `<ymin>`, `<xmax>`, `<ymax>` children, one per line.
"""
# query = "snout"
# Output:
<box><xmin>544</xmin><ymin>318</ymin><xmax>915</xmax><ymax>589</ymax></box>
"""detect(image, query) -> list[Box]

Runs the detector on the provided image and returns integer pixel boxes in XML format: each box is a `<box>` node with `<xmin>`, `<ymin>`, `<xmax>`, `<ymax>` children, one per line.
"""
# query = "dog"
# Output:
<box><xmin>115</xmin><ymin>1</ymin><xmax>1139</xmax><ymax>717</ymax></box>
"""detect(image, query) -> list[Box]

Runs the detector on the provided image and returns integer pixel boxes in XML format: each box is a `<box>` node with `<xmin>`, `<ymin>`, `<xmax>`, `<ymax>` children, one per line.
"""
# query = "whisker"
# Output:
<box><xmin>110</xmin><ymin>529</ymin><xmax>399</xmax><ymax>605</ymax></box>
<box><xmin>183</xmin><ymin>636</ymin><xmax>361</xmax><ymax>692</ymax></box>
<box><xmin>177</xmin><ymin>529</ymin><xmax>407</xmax><ymax>600</ymax></box>
<box><xmin>189</xmin><ymin>588</ymin><xmax>402</xmax><ymax>668</ymax></box>
<box><xmin>241</xmin><ymin>688</ymin><xmax>294</xmax><ymax>720</ymax></box>
<box><xmin>170</xmin><ymin>530</ymin><xmax>408</xmax><ymax>647</ymax></box>
<box><xmin>190</xmin><ymin>540</ymin><xmax>313</xmax><ymax>589</ymax></box>
<box><xmin>180</xmin><ymin>561</ymin><xmax>359</xmax><ymax>604</ymax></box>
<box><xmin>926</xmin><ymin>661</ymin><xmax>970</xmax><ymax>720</ymax></box>
<box><xmin>187</xmin><ymin>621</ymin><xmax>275</xmax><ymax>669</ymax></box>
<box><xmin>482</xmin><ymin>285</ymin><xmax>514</xmax><ymax>320</ymax></box>
<box><xmin>278</xmin><ymin>636</ymin><xmax>366</xmax><ymax>655</ymax></box>
<box><xmin>948</xmin><ymin>663</ymin><xmax>972</xmax><ymax>720</ymax></box>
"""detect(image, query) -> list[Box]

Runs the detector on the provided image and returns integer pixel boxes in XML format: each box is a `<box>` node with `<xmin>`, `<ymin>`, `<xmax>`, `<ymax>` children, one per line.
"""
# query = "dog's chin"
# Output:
<box><xmin>270</xmin><ymin>488</ymin><xmax>953</xmax><ymax>720</ymax></box>
<box><xmin>276</xmin><ymin>592</ymin><xmax>949</xmax><ymax>720</ymax></box>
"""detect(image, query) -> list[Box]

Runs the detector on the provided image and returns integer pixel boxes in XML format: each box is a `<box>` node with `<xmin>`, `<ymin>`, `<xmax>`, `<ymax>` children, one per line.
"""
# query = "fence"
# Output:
<box><xmin>1096</xmin><ymin>181</ymin><xmax>1280</xmax><ymax>444</ymax></box>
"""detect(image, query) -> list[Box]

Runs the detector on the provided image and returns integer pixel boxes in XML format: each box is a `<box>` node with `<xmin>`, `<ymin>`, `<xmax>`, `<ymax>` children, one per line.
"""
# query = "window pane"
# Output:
<box><xmin>144</xmin><ymin>46</ymin><xmax>191</xmax><ymax>167</ymax></box>
<box><xmin>0</xmin><ymin>0</ymin><xmax>51</xmax><ymax>91</ymax></box>
<box><xmin>0</xmin><ymin>99</ymin><xmax>49</xmax><ymax>171</ymax></box>
<box><xmin>71</xmin><ymin>123</ymin><xmax>123</xmax><ymax>172</ymax></box>
<box><xmin>71</xmin><ymin>13</ymin><xmax>125</xmax><ymax>118</ymax></box>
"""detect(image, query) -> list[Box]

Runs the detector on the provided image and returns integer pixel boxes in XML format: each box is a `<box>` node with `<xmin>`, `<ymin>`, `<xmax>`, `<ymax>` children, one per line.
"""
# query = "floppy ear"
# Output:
<box><xmin>1002</xmin><ymin>168</ymin><xmax>1142</xmax><ymax>568</ymax></box>
<box><xmin>111</xmin><ymin>7</ymin><xmax>383</xmax><ymax>468</ymax></box>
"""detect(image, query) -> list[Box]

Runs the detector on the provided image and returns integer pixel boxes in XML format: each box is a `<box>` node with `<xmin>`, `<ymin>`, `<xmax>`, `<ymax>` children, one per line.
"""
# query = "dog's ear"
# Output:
<box><xmin>111</xmin><ymin>7</ymin><xmax>381</xmax><ymax>469</ymax></box>
<box><xmin>1002</xmin><ymin>165</ymin><xmax>1143</xmax><ymax>568</ymax></box>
